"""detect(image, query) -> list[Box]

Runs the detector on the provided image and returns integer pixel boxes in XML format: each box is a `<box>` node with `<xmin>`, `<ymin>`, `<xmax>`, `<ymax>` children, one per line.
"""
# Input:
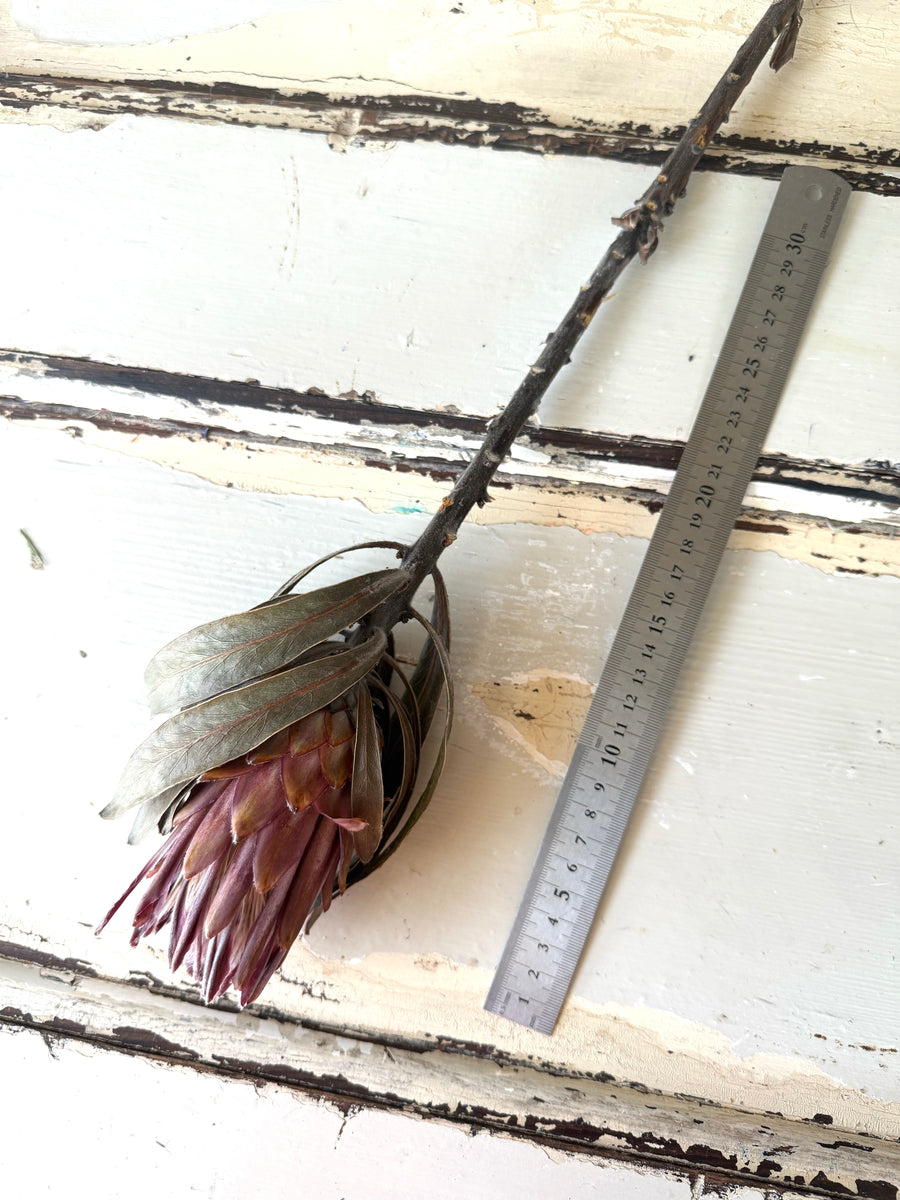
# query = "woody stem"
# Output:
<box><xmin>370</xmin><ymin>0</ymin><xmax>805</xmax><ymax>634</ymax></box>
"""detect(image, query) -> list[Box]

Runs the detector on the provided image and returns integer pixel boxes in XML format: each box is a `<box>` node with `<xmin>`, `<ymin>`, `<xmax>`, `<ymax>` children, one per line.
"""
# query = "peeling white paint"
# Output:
<box><xmin>4</xmin><ymin>1</ymin><xmax>900</xmax><ymax>155</ymax></box>
<box><xmin>4</xmin><ymin>1022</ymin><xmax>693</xmax><ymax>1199</ymax></box>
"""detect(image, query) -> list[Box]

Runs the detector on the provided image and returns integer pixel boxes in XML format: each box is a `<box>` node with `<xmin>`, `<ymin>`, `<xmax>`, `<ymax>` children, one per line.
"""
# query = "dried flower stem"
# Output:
<box><xmin>371</xmin><ymin>0</ymin><xmax>804</xmax><ymax>633</ymax></box>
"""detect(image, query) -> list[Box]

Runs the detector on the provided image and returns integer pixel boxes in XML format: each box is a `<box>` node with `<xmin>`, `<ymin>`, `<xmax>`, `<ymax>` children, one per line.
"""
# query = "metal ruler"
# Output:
<box><xmin>485</xmin><ymin>166</ymin><xmax>851</xmax><ymax>1034</ymax></box>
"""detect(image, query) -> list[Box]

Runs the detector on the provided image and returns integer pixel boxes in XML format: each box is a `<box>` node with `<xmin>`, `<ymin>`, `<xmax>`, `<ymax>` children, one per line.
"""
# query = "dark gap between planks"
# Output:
<box><xmin>2</xmin><ymin>351</ymin><xmax>898</xmax><ymax>508</ymax></box>
<box><xmin>0</xmin><ymin>72</ymin><xmax>898</xmax><ymax>195</ymax></box>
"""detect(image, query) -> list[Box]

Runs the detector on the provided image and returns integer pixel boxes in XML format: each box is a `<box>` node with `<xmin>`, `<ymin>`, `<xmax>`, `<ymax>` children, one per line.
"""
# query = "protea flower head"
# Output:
<box><xmin>98</xmin><ymin>543</ymin><xmax>451</xmax><ymax>1005</ymax></box>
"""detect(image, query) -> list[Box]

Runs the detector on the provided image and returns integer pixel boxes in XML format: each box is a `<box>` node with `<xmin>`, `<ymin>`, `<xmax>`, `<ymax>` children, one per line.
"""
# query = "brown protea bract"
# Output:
<box><xmin>98</xmin><ymin>547</ymin><xmax>452</xmax><ymax>1007</ymax></box>
<box><xmin>98</xmin><ymin>690</ymin><xmax>381</xmax><ymax>1005</ymax></box>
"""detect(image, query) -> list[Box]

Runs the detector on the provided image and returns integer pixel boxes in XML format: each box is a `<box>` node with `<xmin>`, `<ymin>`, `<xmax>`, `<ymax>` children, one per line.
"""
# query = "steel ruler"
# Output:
<box><xmin>484</xmin><ymin>166</ymin><xmax>852</xmax><ymax>1034</ymax></box>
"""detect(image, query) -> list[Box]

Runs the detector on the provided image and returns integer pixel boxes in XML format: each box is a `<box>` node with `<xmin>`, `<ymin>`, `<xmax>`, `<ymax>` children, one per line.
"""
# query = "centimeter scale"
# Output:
<box><xmin>485</xmin><ymin>166</ymin><xmax>852</xmax><ymax>1035</ymax></box>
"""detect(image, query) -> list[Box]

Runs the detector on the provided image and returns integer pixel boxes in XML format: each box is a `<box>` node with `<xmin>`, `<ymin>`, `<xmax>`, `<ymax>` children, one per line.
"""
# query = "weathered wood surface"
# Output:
<box><xmin>3</xmin><ymin>0</ymin><xmax>899</xmax><ymax>176</ymax></box>
<box><xmin>4</xmin><ymin>1020</ymin><xmax>706</xmax><ymax>1200</ymax></box>
<box><xmin>1</xmin><ymin>3</ymin><xmax>899</xmax><ymax>1196</ymax></box>
<box><xmin>2</xmin><ymin>425</ymin><xmax>897</xmax><ymax>1144</ymax></box>
<box><xmin>0</xmin><ymin>119</ymin><xmax>896</xmax><ymax>460</ymax></box>
<box><xmin>4</xmin><ymin>956</ymin><xmax>898</xmax><ymax>1196</ymax></box>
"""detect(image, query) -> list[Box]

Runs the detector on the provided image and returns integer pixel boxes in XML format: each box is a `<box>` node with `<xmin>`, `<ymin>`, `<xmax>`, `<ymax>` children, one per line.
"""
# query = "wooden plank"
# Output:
<box><xmin>3</xmin><ymin>1</ymin><xmax>899</xmax><ymax>161</ymax></box>
<box><xmin>0</xmin><ymin>1020</ymin><xmax>698</xmax><ymax>1200</ymax></box>
<box><xmin>0</xmin><ymin>119</ymin><xmax>897</xmax><ymax>471</ymax></box>
<box><xmin>1</xmin><ymin>423</ymin><xmax>897</xmax><ymax>1139</ymax></box>
<box><xmin>2</xmin><ymin>386</ymin><xmax>898</xmax><ymax>579</ymax></box>
<box><xmin>3</xmin><ymin>958</ymin><xmax>897</xmax><ymax>1197</ymax></box>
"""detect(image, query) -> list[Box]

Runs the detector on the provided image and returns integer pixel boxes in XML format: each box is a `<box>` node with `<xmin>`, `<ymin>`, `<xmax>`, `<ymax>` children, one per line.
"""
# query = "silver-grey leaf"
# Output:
<box><xmin>126</xmin><ymin>785</ymin><xmax>188</xmax><ymax>844</ymax></box>
<box><xmin>110</xmin><ymin>630</ymin><xmax>387</xmax><ymax>815</ymax></box>
<box><xmin>145</xmin><ymin>569</ymin><xmax>409</xmax><ymax>715</ymax></box>
<box><xmin>101</xmin><ymin>782</ymin><xmax>184</xmax><ymax>825</ymax></box>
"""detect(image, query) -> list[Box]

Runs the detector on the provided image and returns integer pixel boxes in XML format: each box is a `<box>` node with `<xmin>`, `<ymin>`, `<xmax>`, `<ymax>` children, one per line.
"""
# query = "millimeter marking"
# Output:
<box><xmin>485</xmin><ymin>167</ymin><xmax>852</xmax><ymax>1034</ymax></box>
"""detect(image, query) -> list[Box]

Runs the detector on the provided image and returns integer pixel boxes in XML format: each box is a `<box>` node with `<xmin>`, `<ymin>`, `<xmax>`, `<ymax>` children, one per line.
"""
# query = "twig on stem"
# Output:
<box><xmin>371</xmin><ymin>0</ymin><xmax>804</xmax><ymax>633</ymax></box>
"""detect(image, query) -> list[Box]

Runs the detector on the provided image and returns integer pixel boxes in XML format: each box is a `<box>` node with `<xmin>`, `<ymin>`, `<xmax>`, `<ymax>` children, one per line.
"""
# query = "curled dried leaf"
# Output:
<box><xmin>350</xmin><ymin>683</ymin><xmax>384</xmax><ymax>864</ymax></box>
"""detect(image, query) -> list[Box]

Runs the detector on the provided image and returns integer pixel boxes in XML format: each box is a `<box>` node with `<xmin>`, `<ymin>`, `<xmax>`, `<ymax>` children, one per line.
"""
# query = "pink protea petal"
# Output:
<box><xmin>230</xmin><ymin>760</ymin><xmax>285</xmax><ymax>839</ymax></box>
<box><xmin>96</xmin><ymin>811</ymin><xmax>203</xmax><ymax>935</ymax></box>
<box><xmin>276</xmin><ymin>817</ymin><xmax>339</xmax><ymax>948</ymax></box>
<box><xmin>131</xmin><ymin>858</ymin><xmax>183</xmax><ymax>935</ymax></box>
<box><xmin>199</xmin><ymin>757</ymin><xmax>257</xmax><ymax>780</ymax></box>
<box><xmin>227</xmin><ymin>886</ymin><xmax>267</xmax><ymax>965</ymax></box>
<box><xmin>231</xmin><ymin>867</ymin><xmax>298</xmax><ymax>1003</ymax></box>
<box><xmin>200</xmin><ymin>886</ymin><xmax>267</xmax><ymax>1003</ymax></box>
<box><xmin>324</xmin><ymin>707</ymin><xmax>353</xmax><ymax>746</ymax></box>
<box><xmin>281</xmin><ymin>749</ymin><xmax>326</xmax><ymax>812</ymax></box>
<box><xmin>247</xmin><ymin>727</ymin><xmax>292</xmax><ymax>763</ymax></box>
<box><xmin>319</xmin><ymin>740</ymin><xmax>353</xmax><ymax>789</ymax></box>
<box><xmin>182</xmin><ymin>781</ymin><xmax>238</xmax><ymax>879</ymax></box>
<box><xmin>238</xmin><ymin>942</ymin><xmax>291</xmax><ymax>1007</ymax></box>
<box><xmin>317</xmin><ymin>841</ymin><xmax>342</xmax><ymax>914</ymax></box>
<box><xmin>289</xmin><ymin>709</ymin><xmax>326</xmax><ymax>755</ymax></box>
<box><xmin>169</xmin><ymin>860</ymin><xmax>223</xmax><ymax>972</ymax></box>
<box><xmin>199</xmin><ymin>932</ymin><xmax>234</xmax><ymax>1002</ymax></box>
<box><xmin>314</xmin><ymin>785</ymin><xmax>349</xmax><ymax>821</ymax></box>
<box><xmin>172</xmin><ymin>780</ymin><xmax>226</xmax><ymax>827</ymax></box>
<box><xmin>203</xmin><ymin>834</ymin><xmax>259</xmax><ymax>939</ymax></box>
<box><xmin>253</xmin><ymin>805</ymin><xmax>318</xmax><ymax>894</ymax></box>
<box><xmin>337</xmin><ymin>826</ymin><xmax>354</xmax><ymax>892</ymax></box>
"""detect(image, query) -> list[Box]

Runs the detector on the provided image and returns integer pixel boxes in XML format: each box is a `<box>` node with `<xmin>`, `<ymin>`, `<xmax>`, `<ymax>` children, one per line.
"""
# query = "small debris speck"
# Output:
<box><xmin>19</xmin><ymin>528</ymin><xmax>45</xmax><ymax>570</ymax></box>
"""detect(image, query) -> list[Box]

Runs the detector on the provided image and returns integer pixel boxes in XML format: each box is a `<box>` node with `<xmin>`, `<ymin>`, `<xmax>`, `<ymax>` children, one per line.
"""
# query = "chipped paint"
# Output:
<box><xmin>7</xmin><ymin>411</ymin><xmax>895</xmax><ymax>579</ymax></box>
<box><xmin>3</xmin><ymin>1</ymin><xmax>899</xmax><ymax>159</ymax></box>
<box><xmin>2</xmin><ymin>938</ymin><xmax>900</xmax><ymax>1188</ymax></box>
<box><xmin>472</xmin><ymin>671</ymin><xmax>593</xmax><ymax>776</ymax></box>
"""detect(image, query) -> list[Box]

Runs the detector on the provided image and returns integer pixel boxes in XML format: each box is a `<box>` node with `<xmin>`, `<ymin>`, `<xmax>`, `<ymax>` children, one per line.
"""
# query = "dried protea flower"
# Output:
<box><xmin>99</xmin><ymin>2</ymin><xmax>804</xmax><ymax>1005</ymax></box>
<box><xmin>99</xmin><ymin>545</ymin><xmax>451</xmax><ymax>1004</ymax></box>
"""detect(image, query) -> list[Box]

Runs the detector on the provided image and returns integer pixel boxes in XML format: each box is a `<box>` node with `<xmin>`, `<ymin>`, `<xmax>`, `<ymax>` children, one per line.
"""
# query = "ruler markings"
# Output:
<box><xmin>485</xmin><ymin>167</ymin><xmax>852</xmax><ymax>1036</ymax></box>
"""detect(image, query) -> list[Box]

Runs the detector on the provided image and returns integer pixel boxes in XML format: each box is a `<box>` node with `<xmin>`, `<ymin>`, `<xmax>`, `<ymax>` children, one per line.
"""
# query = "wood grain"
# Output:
<box><xmin>4</xmin><ymin>1</ymin><xmax>899</xmax><ymax>163</ymax></box>
<box><xmin>0</xmin><ymin>122</ymin><xmax>896</xmax><ymax>469</ymax></box>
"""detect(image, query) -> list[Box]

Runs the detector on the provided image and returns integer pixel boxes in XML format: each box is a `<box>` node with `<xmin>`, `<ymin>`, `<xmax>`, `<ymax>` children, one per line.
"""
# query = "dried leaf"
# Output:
<box><xmin>407</xmin><ymin>566</ymin><xmax>451</xmax><ymax>745</ymax></box>
<box><xmin>350</xmin><ymin>684</ymin><xmax>384</xmax><ymax>864</ymax></box>
<box><xmin>106</xmin><ymin>630</ymin><xmax>387</xmax><ymax>816</ymax></box>
<box><xmin>146</xmin><ymin>569</ymin><xmax>408</xmax><ymax>715</ymax></box>
<box><xmin>348</xmin><ymin>611</ymin><xmax>452</xmax><ymax>885</ymax></box>
<box><xmin>770</xmin><ymin>10</ymin><xmax>802</xmax><ymax>71</ymax></box>
<box><xmin>368</xmin><ymin>675</ymin><xmax>417</xmax><ymax>817</ymax></box>
<box><xmin>267</xmin><ymin>541</ymin><xmax>408</xmax><ymax>601</ymax></box>
<box><xmin>124</xmin><ymin>784</ymin><xmax>186</xmax><ymax>844</ymax></box>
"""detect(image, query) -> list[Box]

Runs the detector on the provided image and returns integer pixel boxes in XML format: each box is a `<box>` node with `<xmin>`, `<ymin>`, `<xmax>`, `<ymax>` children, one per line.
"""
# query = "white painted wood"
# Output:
<box><xmin>4</xmin><ymin>1</ymin><xmax>899</xmax><ymax>156</ymax></box>
<box><xmin>5</xmin><ymin>956</ymin><xmax>896</xmax><ymax>1192</ymax></box>
<box><xmin>0</xmin><ymin>117</ymin><xmax>897</xmax><ymax>469</ymax></box>
<box><xmin>5</xmin><ymin>369</ymin><xmax>899</xmax><ymax>591</ymax></box>
<box><xmin>1</xmin><ymin>7</ymin><xmax>898</xmax><ymax>1177</ymax></box>
<box><xmin>1</xmin><ymin>1023</ymin><xmax>694</xmax><ymax>1199</ymax></box>
<box><xmin>1</xmin><ymin>423</ymin><xmax>897</xmax><ymax>1135</ymax></box>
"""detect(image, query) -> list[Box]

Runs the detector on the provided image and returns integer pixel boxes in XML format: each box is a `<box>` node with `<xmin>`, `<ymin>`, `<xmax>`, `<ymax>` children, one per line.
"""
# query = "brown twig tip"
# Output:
<box><xmin>613</xmin><ymin>0</ymin><xmax>805</xmax><ymax>261</ymax></box>
<box><xmin>771</xmin><ymin>9</ymin><xmax>803</xmax><ymax>70</ymax></box>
